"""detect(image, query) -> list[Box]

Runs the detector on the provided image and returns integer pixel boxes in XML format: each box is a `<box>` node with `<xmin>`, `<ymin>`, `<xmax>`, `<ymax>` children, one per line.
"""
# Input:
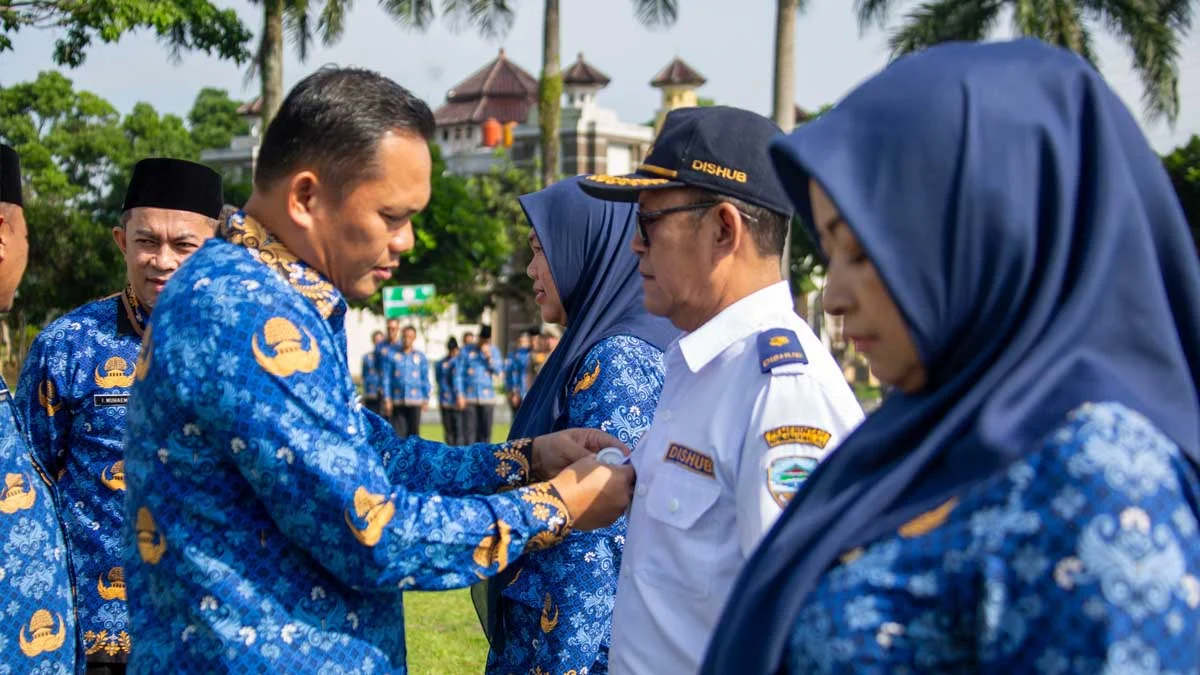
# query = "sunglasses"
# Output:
<box><xmin>635</xmin><ymin>200</ymin><xmax>758</xmax><ymax>247</ymax></box>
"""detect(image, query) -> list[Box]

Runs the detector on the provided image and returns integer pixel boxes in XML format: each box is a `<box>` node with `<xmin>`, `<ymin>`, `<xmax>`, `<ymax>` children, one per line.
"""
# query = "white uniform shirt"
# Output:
<box><xmin>608</xmin><ymin>281</ymin><xmax>865</xmax><ymax>675</ymax></box>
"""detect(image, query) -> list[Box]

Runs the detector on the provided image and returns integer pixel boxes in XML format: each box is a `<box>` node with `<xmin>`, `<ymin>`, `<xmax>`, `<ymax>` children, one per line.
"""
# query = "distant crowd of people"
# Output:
<box><xmin>357</xmin><ymin>320</ymin><xmax>561</xmax><ymax>444</ymax></box>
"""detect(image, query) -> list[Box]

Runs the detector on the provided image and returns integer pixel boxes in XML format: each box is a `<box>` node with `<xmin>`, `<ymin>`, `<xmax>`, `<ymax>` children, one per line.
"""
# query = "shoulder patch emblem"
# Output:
<box><xmin>764</xmin><ymin>425</ymin><xmax>831</xmax><ymax>449</ymax></box>
<box><xmin>252</xmin><ymin>317</ymin><xmax>321</xmax><ymax>378</ymax></box>
<box><xmin>767</xmin><ymin>456</ymin><xmax>819</xmax><ymax>507</ymax></box>
<box><xmin>663</xmin><ymin>443</ymin><xmax>716</xmax><ymax>479</ymax></box>
<box><xmin>757</xmin><ymin>328</ymin><xmax>807</xmax><ymax>373</ymax></box>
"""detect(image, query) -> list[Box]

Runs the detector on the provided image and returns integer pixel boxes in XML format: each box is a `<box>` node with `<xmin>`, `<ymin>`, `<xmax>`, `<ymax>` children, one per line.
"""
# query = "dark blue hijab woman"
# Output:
<box><xmin>703</xmin><ymin>39</ymin><xmax>1200</xmax><ymax>674</ymax></box>
<box><xmin>481</xmin><ymin>176</ymin><xmax>678</xmax><ymax>675</ymax></box>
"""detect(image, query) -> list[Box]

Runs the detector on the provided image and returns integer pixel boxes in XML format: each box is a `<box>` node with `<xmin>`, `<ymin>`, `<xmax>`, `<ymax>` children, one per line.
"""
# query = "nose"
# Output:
<box><xmin>526</xmin><ymin>258</ymin><xmax>536</xmax><ymax>281</ymax></box>
<box><xmin>390</xmin><ymin>222</ymin><xmax>414</xmax><ymax>255</ymax></box>
<box><xmin>152</xmin><ymin>243</ymin><xmax>181</xmax><ymax>274</ymax></box>
<box><xmin>630</xmin><ymin>228</ymin><xmax>647</xmax><ymax>256</ymax></box>
<box><xmin>821</xmin><ymin>263</ymin><xmax>854</xmax><ymax>317</ymax></box>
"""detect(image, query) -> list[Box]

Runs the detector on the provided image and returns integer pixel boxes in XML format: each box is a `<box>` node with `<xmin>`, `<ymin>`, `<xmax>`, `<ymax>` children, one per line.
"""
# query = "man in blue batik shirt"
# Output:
<box><xmin>361</xmin><ymin>330</ymin><xmax>386</xmax><ymax>415</ymax></box>
<box><xmin>121</xmin><ymin>67</ymin><xmax>634</xmax><ymax>674</ymax></box>
<box><xmin>504</xmin><ymin>330</ymin><xmax>532</xmax><ymax>415</ymax></box>
<box><xmin>382</xmin><ymin>323</ymin><xmax>430</xmax><ymax>437</ymax></box>
<box><xmin>0</xmin><ymin>144</ymin><xmax>79</xmax><ymax>675</ymax></box>
<box><xmin>17</xmin><ymin>157</ymin><xmax>224</xmax><ymax>675</ymax></box>
<box><xmin>437</xmin><ymin>337</ymin><xmax>464</xmax><ymax>445</ymax></box>
<box><xmin>456</xmin><ymin>324</ymin><xmax>501</xmax><ymax>443</ymax></box>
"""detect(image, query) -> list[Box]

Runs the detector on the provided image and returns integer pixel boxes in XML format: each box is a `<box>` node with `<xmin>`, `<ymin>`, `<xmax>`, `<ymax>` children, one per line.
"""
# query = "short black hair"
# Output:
<box><xmin>693</xmin><ymin>188</ymin><xmax>790</xmax><ymax>258</ymax></box>
<box><xmin>255</xmin><ymin>66</ymin><xmax>436</xmax><ymax>198</ymax></box>
<box><xmin>402</xmin><ymin>325</ymin><xmax>416</xmax><ymax>334</ymax></box>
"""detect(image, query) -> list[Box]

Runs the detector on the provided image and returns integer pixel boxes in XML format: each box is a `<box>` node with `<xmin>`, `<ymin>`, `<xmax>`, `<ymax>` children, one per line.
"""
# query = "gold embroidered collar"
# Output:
<box><xmin>222</xmin><ymin>211</ymin><xmax>342</xmax><ymax>319</ymax></box>
<box><xmin>120</xmin><ymin>285</ymin><xmax>150</xmax><ymax>338</ymax></box>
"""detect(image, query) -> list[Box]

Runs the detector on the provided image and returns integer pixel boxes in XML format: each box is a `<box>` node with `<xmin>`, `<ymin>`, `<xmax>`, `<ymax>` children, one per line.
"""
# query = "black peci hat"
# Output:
<box><xmin>0</xmin><ymin>144</ymin><xmax>22</xmax><ymax>207</ymax></box>
<box><xmin>122</xmin><ymin>158</ymin><xmax>224</xmax><ymax>219</ymax></box>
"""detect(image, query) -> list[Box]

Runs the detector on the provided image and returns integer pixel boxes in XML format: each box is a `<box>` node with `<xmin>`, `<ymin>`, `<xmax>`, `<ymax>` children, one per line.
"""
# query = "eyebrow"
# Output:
<box><xmin>819</xmin><ymin>214</ymin><xmax>845</xmax><ymax>236</ymax></box>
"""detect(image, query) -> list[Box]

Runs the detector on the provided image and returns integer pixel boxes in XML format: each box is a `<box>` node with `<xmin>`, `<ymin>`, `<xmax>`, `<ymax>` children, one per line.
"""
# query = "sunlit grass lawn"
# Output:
<box><xmin>404</xmin><ymin>422</ymin><xmax>508</xmax><ymax>674</ymax></box>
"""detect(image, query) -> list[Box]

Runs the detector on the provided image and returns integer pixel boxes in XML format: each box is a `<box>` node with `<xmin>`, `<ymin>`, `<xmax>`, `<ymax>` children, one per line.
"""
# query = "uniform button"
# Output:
<box><xmin>636</xmin><ymin>485</ymin><xmax>648</xmax><ymax>497</ymax></box>
<box><xmin>668</xmin><ymin>498</ymin><xmax>680</xmax><ymax>513</ymax></box>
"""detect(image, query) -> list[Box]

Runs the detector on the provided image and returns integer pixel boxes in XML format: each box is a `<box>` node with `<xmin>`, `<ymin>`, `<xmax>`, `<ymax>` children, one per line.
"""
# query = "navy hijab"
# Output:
<box><xmin>701</xmin><ymin>39</ymin><xmax>1200</xmax><ymax>675</ymax></box>
<box><xmin>508</xmin><ymin>176</ymin><xmax>678</xmax><ymax>439</ymax></box>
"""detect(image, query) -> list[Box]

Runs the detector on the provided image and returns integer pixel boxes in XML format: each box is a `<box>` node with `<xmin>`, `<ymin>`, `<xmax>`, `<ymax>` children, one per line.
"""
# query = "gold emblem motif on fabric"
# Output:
<box><xmin>18</xmin><ymin>610</ymin><xmax>66</xmax><ymax>657</ymax></box>
<box><xmin>94</xmin><ymin>356</ymin><xmax>135</xmax><ymax>389</ymax></box>
<box><xmin>539</xmin><ymin>593</ymin><xmax>559</xmax><ymax>633</ymax></box>
<box><xmin>100</xmin><ymin>460</ymin><xmax>126</xmax><ymax>491</ymax></box>
<box><xmin>38</xmin><ymin>380</ymin><xmax>62</xmax><ymax>417</ymax></box>
<box><xmin>136</xmin><ymin>507</ymin><xmax>167</xmax><ymax>564</ymax></box>
<box><xmin>0</xmin><ymin>473</ymin><xmax>36</xmax><ymax>514</ymax></box>
<box><xmin>472</xmin><ymin>520</ymin><xmax>515</xmax><ymax>574</ymax></box>
<box><xmin>83</xmin><ymin>630</ymin><xmax>131</xmax><ymax>657</ymax></box>
<box><xmin>344</xmin><ymin>487</ymin><xmax>396</xmax><ymax>547</ymax></box>
<box><xmin>134</xmin><ymin>326</ymin><xmax>152</xmax><ymax>382</ymax></box>
<box><xmin>571</xmin><ymin>362</ymin><xmax>601</xmax><ymax>394</ymax></box>
<box><xmin>252</xmin><ymin>317</ymin><xmax>321</xmax><ymax>378</ymax></box>
<box><xmin>97</xmin><ymin>566</ymin><xmax>127</xmax><ymax>601</ymax></box>
<box><xmin>898</xmin><ymin>498</ymin><xmax>959</xmax><ymax>538</ymax></box>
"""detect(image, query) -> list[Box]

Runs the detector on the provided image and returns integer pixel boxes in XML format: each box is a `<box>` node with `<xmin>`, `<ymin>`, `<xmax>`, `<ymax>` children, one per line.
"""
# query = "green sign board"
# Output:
<box><xmin>382</xmin><ymin>284</ymin><xmax>435</xmax><ymax>318</ymax></box>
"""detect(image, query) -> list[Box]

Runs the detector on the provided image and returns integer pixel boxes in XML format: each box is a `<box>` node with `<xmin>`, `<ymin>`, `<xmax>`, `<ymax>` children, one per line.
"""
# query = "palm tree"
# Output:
<box><xmin>853</xmin><ymin>0</ymin><xmax>1192</xmax><ymax>123</ymax></box>
<box><xmin>252</xmin><ymin>0</ymin><xmax>516</xmax><ymax>127</ymax></box>
<box><xmin>772</xmin><ymin>0</ymin><xmax>808</xmax><ymax>284</ymax></box>
<box><xmin>538</xmin><ymin>0</ymin><xmax>679</xmax><ymax>188</ymax></box>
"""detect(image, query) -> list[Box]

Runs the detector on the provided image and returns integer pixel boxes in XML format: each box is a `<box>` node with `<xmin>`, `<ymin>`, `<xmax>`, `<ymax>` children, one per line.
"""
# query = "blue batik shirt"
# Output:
<box><xmin>487</xmin><ymin>335</ymin><xmax>666</xmax><ymax>675</ymax></box>
<box><xmin>382</xmin><ymin>345</ymin><xmax>431</xmax><ymax>407</ymax></box>
<box><xmin>0</xmin><ymin>373</ymin><xmax>79</xmax><ymax>674</ymax></box>
<box><xmin>122</xmin><ymin>212</ymin><xmax>573</xmax><ymax>674</ymax></box>
<box><xmin>436</xmin><ymin>357</ymin><xmax>459</xmax><ymax>408</ymax></box>
<box><xmin>361</xmin><ymin>349</ymin><xmax>384</xmax><ymax>402</ymax></box>
<box><xmin>456</xmin><ymin>344</ymin><xmax>500</xmax><ymax>404</ymax></box>
<box><xmin>505</xmin><ymin>347</ymin><xmax>531</xmax><ymax>399</ymax></box>
<box><xmin>17</xmin><ymin>287</ymin><xmax>147</xmax><ymax>664</ymax></box>
<box><xmin>787</xmin><ymin>402</ymin><xmax>1200</xmax><ymax>675</ymax></box>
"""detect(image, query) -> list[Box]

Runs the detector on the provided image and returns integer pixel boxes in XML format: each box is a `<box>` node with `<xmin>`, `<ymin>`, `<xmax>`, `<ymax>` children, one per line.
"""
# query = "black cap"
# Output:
<box><xmin>0</xmin><ymin>144</ymin><xmax>22</xmax><ymax>207</ymax></box>
<box><xmin>447</xmin><ymin>337</ymin><xmax>459</xmax><ymax>350</ymax></box>
<box><xmin>122</xmin><ymin>158</ymin><xmax>223</xmax><ymax>218</ymax></box>
<box><xmin>480</xmin><ymin>325</ymin><xmax>493</xmax><ymax>340</ymax></box>
<box><xmin>579</xmin><ymin>106</ymin><xmax>793</xmax><ymax>217</ymax></box>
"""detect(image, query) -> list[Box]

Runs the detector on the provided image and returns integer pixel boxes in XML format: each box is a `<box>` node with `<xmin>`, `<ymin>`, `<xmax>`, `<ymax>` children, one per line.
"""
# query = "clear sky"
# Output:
<box><xmin>2</xmin><ymin>0</ymin><xmax>1198</xmax><ymax>153</ymax></box>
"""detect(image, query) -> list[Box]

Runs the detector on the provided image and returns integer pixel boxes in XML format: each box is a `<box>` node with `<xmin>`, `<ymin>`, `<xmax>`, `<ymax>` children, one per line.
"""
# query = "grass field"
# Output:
<box><xmin>403</xmin><ymin>422</ymin><xmax>508</xmax><ymax>674</ymax></box>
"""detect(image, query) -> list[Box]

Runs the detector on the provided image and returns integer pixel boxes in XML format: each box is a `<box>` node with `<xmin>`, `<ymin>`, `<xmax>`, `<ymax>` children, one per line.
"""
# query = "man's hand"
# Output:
<box><xmin>457</xmin><ymin>396</ymin><xmax>466</xmax><ymax>411</ymax></box>
<box><xmin>548</xmin><ymin>455</ymin><xmax>635</xmax><ymax>531</ymax></box>
<box><xmin>531</xmin><ymin>428</ymin><xmax>627</xmax><ymax>481</ymax></box>
<box><xmin>383</xmin><ymin>401</ymin><xmax>393</xmax><ymax>416</ymax></box>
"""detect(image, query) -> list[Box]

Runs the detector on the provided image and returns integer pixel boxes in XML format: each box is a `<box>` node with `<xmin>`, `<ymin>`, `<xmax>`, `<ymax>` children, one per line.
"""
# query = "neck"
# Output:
<box><xmin>244</xmin><ymin>190</ymin><xmax>323</xmax><ymax>273</ymax></box>
<box><xmin>679</xmin><ymin>258</ymin><xmax>782</xmax><ymax>332</ymax></box>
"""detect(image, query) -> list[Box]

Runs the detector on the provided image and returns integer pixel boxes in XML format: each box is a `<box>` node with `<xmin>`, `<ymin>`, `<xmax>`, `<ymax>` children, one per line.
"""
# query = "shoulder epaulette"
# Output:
<box><xmin>757</xmin><ymin>328</ymin><xmax>808</xmax><ymax>373</ymax></box>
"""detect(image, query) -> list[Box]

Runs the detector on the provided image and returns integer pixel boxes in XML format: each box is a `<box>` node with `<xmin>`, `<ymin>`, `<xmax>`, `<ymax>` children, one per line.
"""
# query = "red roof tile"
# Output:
<box><xmin>435</xmin><ymin>48</ymin><xmax>539</xmax><ymax>126</ymax></box>
<box><xmin>563</xmin><ymin>52</ymin><xmax>610</xmax><ymax>87</ymax></box>
<box><xmin>650</xmin><ymin>57</ymin><xmax>706</xmax><ymax>88</ymax></box>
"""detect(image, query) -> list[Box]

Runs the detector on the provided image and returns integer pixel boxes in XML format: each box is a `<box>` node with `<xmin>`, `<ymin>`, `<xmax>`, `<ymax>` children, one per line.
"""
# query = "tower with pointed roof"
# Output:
<box><xmin>650</xmin><ymin>56</ymin><xmax>707</xmax><ymax>132</ymax></box>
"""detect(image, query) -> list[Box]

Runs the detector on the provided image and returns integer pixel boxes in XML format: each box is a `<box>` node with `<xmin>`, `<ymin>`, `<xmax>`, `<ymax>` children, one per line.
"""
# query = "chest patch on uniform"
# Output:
<box><xmin>757</xmin><ymin>329</ymin><xmax>807</xmax><ymax>372</ymax></box>
<box><xmin>763</xmin><ymin>425</ymin><xmax>831</xmax><ymax>449</ymax></box>
<box><xmin>663</xmin><ymin>443</ymin><xmax>715</xmax><ymax>479</ymax></box>
<box><xmin>93</xmin><ymin>393</ymin><xmax>129</xmax><ymax>407</ymax></box>
<box><xmin>767</xmin><ymin>456</ymin><xmax>819</xmax><ymax>507</ymax></box>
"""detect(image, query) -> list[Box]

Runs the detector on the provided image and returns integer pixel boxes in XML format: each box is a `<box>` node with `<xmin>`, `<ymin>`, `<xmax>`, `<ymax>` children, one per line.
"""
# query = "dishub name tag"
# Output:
<box><xmin>663</xmin><ymin>443</ymin><xmax>715</xmax><ymax>479</ymax></box>
<box><xmin>93</xmin><ymin>394</ymin><xmax>129</xmax><ymax>407</ymax></box>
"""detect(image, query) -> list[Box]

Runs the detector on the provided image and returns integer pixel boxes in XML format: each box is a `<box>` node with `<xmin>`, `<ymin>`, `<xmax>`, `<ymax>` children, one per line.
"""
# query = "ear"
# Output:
<box><xmin>287</xmin><ymin>171</ymin><xmax>322</xmax><ymax>231</ymax></box>
<box><xmin>712</xmin><ymin>203</ymin><xmax>744</xmax><ymax>260</ymax></box>
<box><xmin>112</xmin><ymin>226</ymin><xmax>128</xmax><ymax>256</ymax></box>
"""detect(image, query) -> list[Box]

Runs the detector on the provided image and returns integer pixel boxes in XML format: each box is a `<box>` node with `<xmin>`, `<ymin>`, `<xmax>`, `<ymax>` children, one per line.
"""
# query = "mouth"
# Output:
<box><xmin>372</xmin><ymin>266</ymin><xmax>396</xmax><ymax>281</ymax></box>
<box><xmin>846</xmin><ymin>334</ymin><xmax>878</xmax><ymax>353</ymax></box>
<box><xmin>146</xmin><ymin>278</ymin><xmax>168</xmax><ymax>292</ymax></box>
<box><xmin>533</xmin><ymin>287</ymin><xmax>545</xmax><ymax>303</ymax></box>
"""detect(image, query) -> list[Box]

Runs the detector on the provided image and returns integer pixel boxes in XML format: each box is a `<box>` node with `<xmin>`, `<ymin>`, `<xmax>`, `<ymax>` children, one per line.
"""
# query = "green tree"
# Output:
<box><xmin>854</xmin><ymin>0</ymin><xmax>1192</xmax><ymax>123</ymax></box>
<box><xmin>188</xmin><ymin>87</ymin><xmax>251</xmax><ymax>151</ymax></box>
<box><xmin>0</xmin><ymin>71</ymin><xmax>201</xmax><ymax>323</ymax></box>
<box><xmin>0</xmin><ymin>0</ymin><xmax>253</xmax><ymax>67</ymax></box>
<box><xmin>1161</xmin><ymin>134</ymin><xmax>1200</xmax><ymax>249</ymax></box>
<box><xmin>353</xmin><ymin>144</ymin><xmax>526</xmax><ymax>315</ymax></box>
<box><xmin>252</xmin><ymin>0</ymin><xmax>516</xmax><ymax>127</ymax></box>
<box><xmin>539</xmin><ymin>0</ymin><xmax>678</xmax><ymax>187</ymax></box>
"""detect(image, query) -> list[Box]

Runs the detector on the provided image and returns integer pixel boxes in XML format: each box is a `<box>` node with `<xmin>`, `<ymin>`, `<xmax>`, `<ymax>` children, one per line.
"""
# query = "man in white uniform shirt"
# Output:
<box><xmin>579</xmin><ymin>106</ymin><xmax>865</xmax><ymax>675</ymax></box>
